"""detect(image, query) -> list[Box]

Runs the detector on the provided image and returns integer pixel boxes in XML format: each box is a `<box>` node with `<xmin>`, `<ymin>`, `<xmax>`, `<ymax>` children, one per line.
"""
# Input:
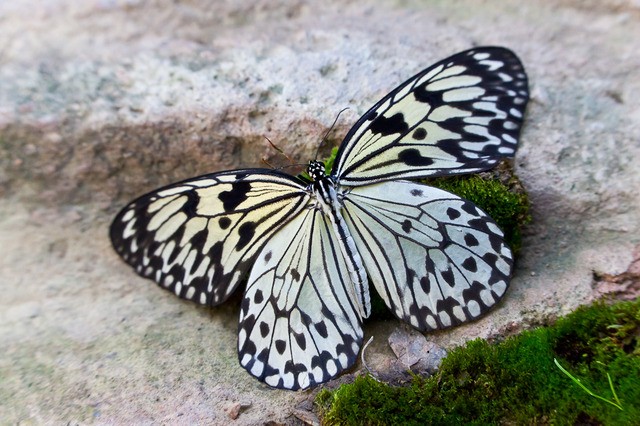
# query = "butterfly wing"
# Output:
<box><xmin>109</xmin><ymin>170</ymin><xmax>310</xmax><ymax>306</ymax></box>
<box><xmin>238</xmin><ymin>207</ymin><xmax>363</xmax><ymax>390</ymax></box>
<box><xmin>333</xmin><ymin>47</ymin><xmax>528</xmax><ymax>185</ymax></box>
<box><xmin>341</xmin><ymin>180</ymin><xmax>512</xmax><ymax>331</ymax></box>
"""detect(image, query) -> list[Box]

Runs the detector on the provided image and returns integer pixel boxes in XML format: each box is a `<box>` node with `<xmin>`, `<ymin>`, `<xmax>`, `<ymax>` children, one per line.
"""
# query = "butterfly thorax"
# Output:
<box><xmin>307</xmin><ymin>160</ymin><xmax>340</xmax><ymax>214</ymax></box>
<box><xmin>307</xmin><ymin>160</ymin><xmax>327</xmax><ymax>182</ymax></box>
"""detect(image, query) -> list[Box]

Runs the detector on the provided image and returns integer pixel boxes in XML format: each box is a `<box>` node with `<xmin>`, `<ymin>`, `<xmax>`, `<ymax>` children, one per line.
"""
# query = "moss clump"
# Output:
<box><xmin>315</xmin><ymin>299</ymin><xmax>640</xmax><ymax>425</ymax></box>
<box><xmin>323</xmin><ymin>146</ymin><xmax>340</xmax><ymax>175</ymax></box>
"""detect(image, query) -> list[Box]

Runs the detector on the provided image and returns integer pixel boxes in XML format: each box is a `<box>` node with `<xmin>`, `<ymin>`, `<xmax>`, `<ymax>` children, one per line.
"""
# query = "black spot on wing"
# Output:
<box><xmin>398</xmin><ymin>148</ymin><xmax>435</xmax><ymax>166</ymax></box>
<box><xmin>218</xmin><ymin>217</ymin><xmax>231</xmax><ymax>229</ymax></box>
<box><xmin>464</xmin><ymin>233</ymin><xmax>479</xmax><ymax>247</ymax></box>
<box><xmin>446</xmin><ymin>207</ymin><xmax>461</xmax><ymax>220</ymax></box>
<box><xmin>275</xmin><ymin>339</ymin><xmax>286</xmax><ymax>355</ymax></box>
<box><xmin>237</xmin><ymin>221</ymin><xmax>256</xmax><ymax>250</ymax></box>
<box><xmin>240</xmin><ymin>331</ymin><xmax>257</xmax><ymax>357</ymax></box>
<box><xmin>257</xmin><ymin>348</ymin><xmax>269</xmax><ymax>363</ymax></box>
<box><xmin>462</xmin><ymin>257</ymin><xmax>478</xmax><ymax>272</ymax></box>
<box><xmin>419</xmin><ymin>276</ymin><xmax>431</xmax><ymax>294</ymax></box>
<box><xmin>148</xmin><ymin>255</ymin><xmax>163</xmax><ymax>275</ymax></box>
<box><xmin>290</xmin><ymin>268</ymin><xmax>300</xmax><ymax>282</ymax></box>
<box><xmin>409</xmin><ymin>303</ymin><xmax>436</xmax><ymax>329</ymax></box>
<box><xmin>369</xmin><ymin>112</ymin><xmax>409</xmax><ymax>136</ymax></box>
<box><xmin>489</xmin><ymin>234</ymin><xmax>506</xmax><ymax>253</ymax></box>
<box><xmin>315</xmin><ymin>321</ymin><xmax>328</xmax><ymax>339</ymax></box>
<box><xmin>482</xmin><ymin>252</ymin><xmax>499</xmax><ymax>268</ymax></box>
<box><xmin>441</xmin><ymin>267</ymin><xmax>455</xmax><ymax>287</ymax></box>
<box><xmin>467</xmin><ymin>218</ymin><xmax>491</xmax><ymax>234</ymax></box>
<box><xmin>294</xmin><ymin>332</ymin><xmax>307</xmax><ymax>351</ymax></box>
<box><xmin>218</xmin><ymin>181</ymin><xmax>251</xmax><ymax>212</ymax></box>
<box><xmin>260</xmin><ymin>321</ymin><xmax>270</xmax><ymax>338</ymax></box>
<box><xmin>412</xmin><ymin>127</ymin><xmax>427</xmax><ymax>140</ymax></box>
<box><xmin>240</xmin><ymin>297</ymin><xmax>251</xmax><ymax>318</ymax></box>
<box><xmin>402</xmin><ymin>219</ymin><xmax>412</xmax><ymax>233</ymax></box>
<box><xmin>254</xmin><ymin>289</ymin><xmax>264</xmax><ymax>304</ymax></box>
<box><xmin>181</xmin><ymin>191</ymin><xmax>201</xmax><ymax>218</ymax></box>
<box><xmin>189</xmin><ymin>276</ymin><xmax>209</xmax><ymax>298</ymax></box>
<box><xmin>461</xmin><ymin>202</ymin><xmax>479</xmax><ymax>216</ymax></box>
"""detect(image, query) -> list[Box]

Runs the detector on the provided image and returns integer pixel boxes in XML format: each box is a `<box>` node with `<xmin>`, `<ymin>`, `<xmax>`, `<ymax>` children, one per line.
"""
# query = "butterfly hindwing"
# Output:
<box><xmin>238</xmin><ymin>208</ymin><xmax>363</xmax><ymax>390</ymax></box>
<box><xmin>341</xmin><ymin>180</ymin><xmax>512</xmax><ymax>331</ymax></box>
<box><xmin>109</xmin><ymin>170</ymin><xmax>310</xmax><ymax>306</ymax></box>
<box><xmin>333</xmin><ymin>47</ymin><xmax>528</xmax><ymax>185</ymax></box>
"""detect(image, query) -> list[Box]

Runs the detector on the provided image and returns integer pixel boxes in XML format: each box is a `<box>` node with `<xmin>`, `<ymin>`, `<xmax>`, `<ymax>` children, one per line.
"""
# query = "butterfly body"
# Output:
<box><xmin>110</xmin><ymin>47</ymin><xmax>529</xmax><ymax>390</ymax></box>
<box><xmin>308</xmin><ymin>160</ymin><xmax>371</xmax><ymax>318</ymax></box>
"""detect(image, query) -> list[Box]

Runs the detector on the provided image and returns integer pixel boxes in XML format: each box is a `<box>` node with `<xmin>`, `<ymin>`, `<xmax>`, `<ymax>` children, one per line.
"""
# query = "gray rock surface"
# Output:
<box><xmin>1</xmin><ymin>0</ymin><xmax>639</xmax><ymax>423</ymax></box>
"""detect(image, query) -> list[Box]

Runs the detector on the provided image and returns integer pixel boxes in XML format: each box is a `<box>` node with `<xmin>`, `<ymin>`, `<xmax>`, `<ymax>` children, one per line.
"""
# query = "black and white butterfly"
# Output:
<box><xmin>110</xmin><ymin>47</ymin><xmax>529</xmax><ymax>390</ymax></box>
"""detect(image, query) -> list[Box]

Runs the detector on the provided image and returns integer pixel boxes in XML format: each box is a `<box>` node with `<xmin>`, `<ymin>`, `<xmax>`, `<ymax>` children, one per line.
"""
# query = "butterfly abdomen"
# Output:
<box><xmin>310</xmin><ymin>166</ymin><xmax>371</xmax><ymax>318</ymax></box>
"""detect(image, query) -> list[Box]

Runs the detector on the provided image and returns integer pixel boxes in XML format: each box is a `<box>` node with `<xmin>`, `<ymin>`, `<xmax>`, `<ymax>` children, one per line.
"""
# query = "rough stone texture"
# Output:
<box><xmin>1</xmin><ymin>0</ymin><xmax>639</xmax><ymax>423</ymax></box>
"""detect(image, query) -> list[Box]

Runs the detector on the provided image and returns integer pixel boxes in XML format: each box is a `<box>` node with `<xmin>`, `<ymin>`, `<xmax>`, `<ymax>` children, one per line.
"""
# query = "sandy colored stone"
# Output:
<box><xmin>1</xmin><ymin>0</ymin><xmax>639</xmax><ymax>424</ymax></box>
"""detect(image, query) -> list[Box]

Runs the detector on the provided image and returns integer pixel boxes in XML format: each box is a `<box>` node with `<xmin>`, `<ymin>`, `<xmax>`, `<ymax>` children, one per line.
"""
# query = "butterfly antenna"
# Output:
<box><xmin>314</xmin><ymin>107</ymin><xmax>349</xmax><ymax>160</ymax></box>
<box><xmin>261</xmin><ymin>157</ymin><xmax>276</xmax><ymax>169</ymax></box>
<box><xmin>263</xmin><ymin>135</ymin><xmax>294</xmax><ymax>165</ymax></box>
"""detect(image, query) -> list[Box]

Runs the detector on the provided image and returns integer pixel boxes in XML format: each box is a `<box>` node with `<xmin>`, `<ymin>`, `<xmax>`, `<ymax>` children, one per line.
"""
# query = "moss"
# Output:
<box><xmin>315</xmin><ymin>298</ymin><xmax>640</xmax><ymax>425</ymax></box>
<box><xmin>323</xmin><ymin>146</ymin><xmax>340</xmax><ymax>175</ymax></box>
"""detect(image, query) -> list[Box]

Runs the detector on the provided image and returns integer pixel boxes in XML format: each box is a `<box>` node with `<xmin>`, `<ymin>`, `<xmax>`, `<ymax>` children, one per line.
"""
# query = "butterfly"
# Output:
<box><xmin>110</xmin><ymin>47</ymin><xmax>529</xmax><ymax>390</ymax></box>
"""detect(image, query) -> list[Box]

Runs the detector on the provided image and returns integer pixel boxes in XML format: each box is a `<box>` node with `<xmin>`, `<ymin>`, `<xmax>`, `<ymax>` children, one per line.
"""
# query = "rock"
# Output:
<box><xmin>1</xmin><ymin>1</ymin><xmax>639</xmax><ymax>424</ymax></box>
<box><xmin>388</xmin><ymin>328</ymin><xmax>448</xmax><ymax>374</ymax></box>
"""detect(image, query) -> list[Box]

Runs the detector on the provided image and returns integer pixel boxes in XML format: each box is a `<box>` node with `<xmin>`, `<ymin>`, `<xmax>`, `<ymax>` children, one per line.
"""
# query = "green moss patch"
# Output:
<box><xmin>315</xmin><ymin>299</ymin><xmax>640</xmax><ymax>425</ymax></box>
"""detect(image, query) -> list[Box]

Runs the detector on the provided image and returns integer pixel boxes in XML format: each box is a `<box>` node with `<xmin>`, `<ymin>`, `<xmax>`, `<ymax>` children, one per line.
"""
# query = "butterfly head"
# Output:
<box><xmin>307</xmin><ymin>160</ymin><xmax>327</xmax><ymax>182</ymax></box>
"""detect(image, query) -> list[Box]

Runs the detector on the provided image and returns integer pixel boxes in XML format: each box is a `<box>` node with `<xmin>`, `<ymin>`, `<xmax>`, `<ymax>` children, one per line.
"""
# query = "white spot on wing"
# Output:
<box><xmin>473</xmin><ymin>52</ymin><xmax>490</xmax><ymax>60</ymax></box>
<box><xmin>147</xmin><ymin>196</ymin><xmax>187</xmax><ymax>231</ymax></box>
<box><xmin>442</xmin><ymin>87</ymin><xmax>485</xmax><ymax>102</ymax></box>
<box><xmin>185</xmin><ymin>286</ymin><xmax>195</xmax><ymax>299</ymax></box>
<box><xmin>122</xmin><ymin>209</ymin><xmax>135</xmax><ymax>222</ymax></box>
<box><xmin>155</xmin><ymin>212</ymin><xmax>188</xmax><ymax>241</ymax></box>
<box><xmin>467</xmin><ymin>300</ymin><xmax>481</xmax><ymax>317</ymax></box>
<box><xmin>426</xmin><ymin>75</ymin><xmax>482</xmax><ymax>92</ymax></box>
<box><xmin>157</xmin><ymin>186</ymin><xmax>190</xmax><ymax>197</ymax></box>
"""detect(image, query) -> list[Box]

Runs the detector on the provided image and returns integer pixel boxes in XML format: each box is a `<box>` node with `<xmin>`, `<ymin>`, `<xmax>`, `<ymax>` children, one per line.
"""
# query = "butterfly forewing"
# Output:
<box><xmin>238</xmin><ymin>208</ymin><xmax>363</xmax><ymax>390</ymax></box>
<box><xmin>110</xmin><ymin>171</ymin><xmax>310</xmax><ymax>306</ymax></box>
<box><xmin>333</xmin><ymin>47</ymin><xmax>528</xmax><ymax>185</ymax></box>
<box><xmin>341</xmin><ymin>180</ymin><xmax>512</xmax><ymax>331</ymax></box>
